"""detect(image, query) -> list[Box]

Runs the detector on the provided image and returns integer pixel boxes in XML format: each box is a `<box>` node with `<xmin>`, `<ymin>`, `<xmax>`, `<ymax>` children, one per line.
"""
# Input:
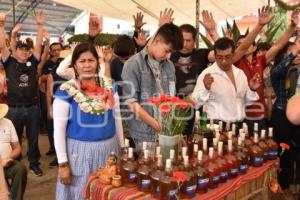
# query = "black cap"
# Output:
<box><xmin>16</xmin><ymin>41</ymin><xmax>30</xmax><ymax>50</ymax></box>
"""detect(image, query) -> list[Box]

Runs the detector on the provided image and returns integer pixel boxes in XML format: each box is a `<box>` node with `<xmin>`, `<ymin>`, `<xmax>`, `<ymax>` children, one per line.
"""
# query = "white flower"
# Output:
<box><xmin>68</xmin><ymin>87</ymin><xmax>78</xmax><ymax>96</ymax></box>
<box><xmin>82</xmin><ymin>105</ymin><xmax>93</xmax><ymax>113</ymax></box>
<box><xmin>60</xmin><ymin>83</ymin><xmax>71</xmax><ymax>91</ymax></box>
<box><xmin>74</xmin><ymin>93</ymin><xmax>86</xmax><ymax>103</ymax></box>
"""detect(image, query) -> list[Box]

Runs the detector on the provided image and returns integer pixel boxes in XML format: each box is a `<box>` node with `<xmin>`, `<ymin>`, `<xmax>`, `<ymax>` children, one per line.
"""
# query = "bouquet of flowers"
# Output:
<box><xmin>148</xmin><ymin>95</ymin><xmax>195</xmax><ymax>136</ymax></box>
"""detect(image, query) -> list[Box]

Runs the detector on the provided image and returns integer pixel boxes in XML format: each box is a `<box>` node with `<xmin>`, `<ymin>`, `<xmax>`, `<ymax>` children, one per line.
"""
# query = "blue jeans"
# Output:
<box><xmin>7</xmin><ymin>105</ymin><xmax>41</xmax><ymax>168</ymax></box>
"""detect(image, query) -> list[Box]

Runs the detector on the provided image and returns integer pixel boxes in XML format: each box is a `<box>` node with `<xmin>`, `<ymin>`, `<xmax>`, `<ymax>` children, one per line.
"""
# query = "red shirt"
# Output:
<box><xmin>235</xmin><ymin>55</ymin><xmax>267</xmax><ymax>119</ymax></box>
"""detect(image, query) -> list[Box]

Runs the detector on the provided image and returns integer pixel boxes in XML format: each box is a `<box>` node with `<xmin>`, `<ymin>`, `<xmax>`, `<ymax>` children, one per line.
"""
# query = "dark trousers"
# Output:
<box><xmin>7</xmin><ymin>105</ymin><xmax>41</xmax><ymax>168</ymax></box>
<box><xmin>39</xmin><ymin>91</ymin><xmax>47</xmax><ymax>132</ymax></box>
<box><xmin>244</xmin><ymin>118</ymin><xmax>267</xmax><ymax>136</ymax></box>
<box><xmin>270</xmin><ymin>108</ymin><xmax>294</xmax><ymax>189</ymax></box>
<box><xmin>4</xmin><ymin>161</ymin><xmax>27</xmax><ymax>200</ymax></box>
<box><xmin>183</xmin><ymin>108</ymin><xmax>195</xmax><ymax>137</ymax></box>
<box><xmin>47</xmin><ymin>119</ymin><xmax>54</xmax><ymax>152</ymax></box>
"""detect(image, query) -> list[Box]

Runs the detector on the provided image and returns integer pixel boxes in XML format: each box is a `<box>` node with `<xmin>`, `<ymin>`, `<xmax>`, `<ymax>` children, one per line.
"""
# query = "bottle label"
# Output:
<box><xmin>230</xmin><ymin>168</ymin><xmax>238</xmax><ymax>175</ymax></box>
<box><xmin>212</xmin><ymin>175</ymin><xmax>219</xmax><ymax>183</ymax></box>
<box><xmin>253</xmin><ymin>156</ymin><xmax>263</xmax><ymax>167</ymax></box>
<box><xmin>141</xmin><ymin>179</ymin><xmax>151</xmax><ymax>189</ymax></box>
<box><xmin>129</xmin><ymin>173</ymin><xmax>137</xmax><ymax>182</ymax></box>
<box><xmin>240</xmin><ymin>164</ymin><xmax>248</xmax><ymax>173</ymax></box>
<box><xmin>168</xmin><ymin>189</ymin><xmax>177</xmax><ymax>197</ymax></box>
<box><xmin>268</xmin><ymin>151</ymin><xmax>277</xmax><ymax>160</ymax></box>
<box><xmin>197</xmin><ymin>178</ymin><xmax>209</xmax><ymax>189</ymax></box>
<box><xmin>185</xmin><ymin>185</ymin><xmax>197</xmax><ymax>196</ymax></box>
<box><xmin>220</xmin><ymin>172</ymin><xmax>228</xmax><ymax>179</ymax></box>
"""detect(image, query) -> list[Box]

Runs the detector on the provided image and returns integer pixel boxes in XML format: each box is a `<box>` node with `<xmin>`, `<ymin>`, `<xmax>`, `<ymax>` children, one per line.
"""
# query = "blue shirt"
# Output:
<box><xmin>54</xmin><ymin>88</ymin><xmax>116</xmax><ymax>141</ymax></box>
<box><xmin>271</xmin><ymin>53</ymin><xmax>295</xmax><ymax>111</ymax></box>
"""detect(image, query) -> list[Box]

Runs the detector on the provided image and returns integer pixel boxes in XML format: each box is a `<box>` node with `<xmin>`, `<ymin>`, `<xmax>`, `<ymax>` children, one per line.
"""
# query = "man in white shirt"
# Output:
<box><xmin>0</xmin><ymin>104</ymin><xmax>27</xmax><ymax>200</ymax></box>
<box><xmin>192</xmin><ymin>37</ymin><xmax>261</xmax><ymax>124</ymax></box>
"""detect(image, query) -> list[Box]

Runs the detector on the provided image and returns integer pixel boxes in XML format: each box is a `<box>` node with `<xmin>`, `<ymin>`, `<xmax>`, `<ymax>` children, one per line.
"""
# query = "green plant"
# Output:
<box><xmin>68</xmin><ymin>33</ymin><xmax>121</xmax><ymax>46</ymax></box>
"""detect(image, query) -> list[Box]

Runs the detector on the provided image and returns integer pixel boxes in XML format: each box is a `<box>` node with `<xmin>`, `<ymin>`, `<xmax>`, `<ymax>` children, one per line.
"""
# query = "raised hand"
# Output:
<box><xmin>158</xmin><ymin>8</ymin><xmax>174</xmax><ymax>27</ymax></box>
<box><xmin>258</xmin><ymin>6</ymin><xmax>273</xmax><ymax>26</ymax></box>
<box><xmin>133</xmin><ymin>12</ymin><xmax>146</xmax><ymax>30</ymax></box>
<box><xmin>35</xmin><ymin>9</ymin><xmax>45</xmax><ymax>25</ymax></box>
<box><xmin>12</xmin><ymin>23</ymin><xmax>22</xmax><ymax>34</ymax></box>
<box><xmin>96</xmin><ymin>46</ymin><xmax>113</xmax><ymax>63</ymax></box>
<box><xmin>134</xmin><ymin>29</ymin><xmax>147</xmax><ymax>47</ymax></box>
<box><xmin>249</xmin><ymin>73</ymin><xmax>262</xmax><ymax>91</ymax></box>
<box><xmin>200</xmin><ymin>10</ymin><xmax>216</xmax><ymax>33</ymax></box>
<box><xmin>203</xmin><ymin>73</ymin><xmax>214</xmax><ymax>90</ymax></box>
<box><xmin>291</xmin><ymin>9</ymin><xmax>300</xmax><ymax>27</ymax></box>
<box><xmin>89</xmin><ymin>14</ymin><xmax>102</xmax><ymax>37</ymax></box>
<box><xmin>0</xmin><ymin>13</ymin><xmax>6</xmax><ymax>27</ymax></box>
<box><xmin>43</xmin><ymin>29</ymin><xmax>50</xmax><ymax>41</ymax></box>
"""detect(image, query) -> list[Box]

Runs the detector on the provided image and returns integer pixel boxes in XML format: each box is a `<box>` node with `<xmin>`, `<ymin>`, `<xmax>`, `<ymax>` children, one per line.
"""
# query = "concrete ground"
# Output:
<box><xmin>21</xmin><ymin>134</ymin><xmax>57</xmax><ymax>200</ymax></box>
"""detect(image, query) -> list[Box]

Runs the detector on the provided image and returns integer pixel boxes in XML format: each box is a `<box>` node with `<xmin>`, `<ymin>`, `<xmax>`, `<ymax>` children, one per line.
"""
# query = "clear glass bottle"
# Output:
<box><xmin>249</xmin><ymin>134</ymin><xmax>264</xmax><ymax>167</ymax></box>
<box><xmin>159</xmin><ymin>159</ymin><xmax>178</xmax><ymax>200</ymax></box>
<box><xmin>266</xmin><ymin>127</ymin><xmax>278</xmax><ymax>160</ymax></box>
<box><xmin>205</xmin><ymin>147</ymin><xmax>221</xmax><ymax>189</ymax></box>
<box><xmin>137</xmin><ymin>149</ymin><xmax>152</xmax><ymax>193</ymax></box>
<box><xmin>121</xmin><ymin>147</ymin><xmax>138</xmax><ymax>187</ymax></box>
<box><xmin>195</xmin><ymin>150</ymin><xmax>209</xmax><ymax>193</ymax></box>
<box><xmin>180</xmin><ymin>156</ymin><xmax>197</xmax><ymax>199</ymax></box>
<box><xmin>150</xmin><ymin>154</ymin><xmax>165</xmax><ymax>198</ymax></box>
<box><xmin>225</xmin><ymin>140</ymin><xmax>239</xmax><ymax>179</ymax></box>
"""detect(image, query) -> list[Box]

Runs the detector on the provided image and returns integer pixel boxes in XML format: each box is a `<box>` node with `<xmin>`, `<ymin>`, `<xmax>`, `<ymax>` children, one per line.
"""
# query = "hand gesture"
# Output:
<box><xmin>249</xmin><ymin>73</ymin><xmax>262</xmax><ymax>91</ymax></box>
<box><xmin>133</xmin><ymin>12</ymin><xmax>146</xmax><ymax>30</ymax></box>
<box><xmin>200</xmin><ymin>10</ymin><xmax>216</xmax><ymax>33</ymax></box>
<box><xmin>258</xmin><ymin>6</ymin><xmax>273</xmax><ymax>26</ymax></box>
<box><xmin>0</xmin><ymin>13</ymin><xmax>6</xmax><ymax>27</ymax></box>
<box><xmin>134</xmin><ymin>29</ymin><xmax>147</xmax><ymax>47</ymax></box>
<box><xmin>12</xmin><ymin>23</ymin><xmax>22</xmax><ymax>34</ymax></box>
<box><xmin>291</xmin><ymin>9</ymin><xmax>300</xmax><ymax>28</ymax></box>
<box><xmin>158</xmin><ymin>8</ymin><xmax>174</xmax><ymax>27</ymax></box>
<box><xmin>203</xmin><ymin>73</ymin><xmax>214</xmax><ymax>90</ymax></box>
<box><xmin>35</xmin><ymin>10</ymin><xmax>45</xmax><ymax>25</ymax></box>
<box><xmin>59</xmin><ymin>165</ymin><xmax>72</xmax><ymax>185</ymax></box>
<box><xmin>43</xmin><ymin>29</ymin><xmax>50</xmax><ymax>42</ymax></box>
<box><xmin>89</xmin><ymin>14</ymin><xmax>102</xmax><ymax>37</ymax></box>
<box><xmin>96</xmin><ymin>46</ymin><xmax>113</xmax><ymax>63</ymax></box>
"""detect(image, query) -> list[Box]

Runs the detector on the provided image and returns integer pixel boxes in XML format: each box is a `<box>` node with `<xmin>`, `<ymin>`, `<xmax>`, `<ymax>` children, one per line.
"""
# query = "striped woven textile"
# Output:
<box><xmin>84</xmin><ymin>160</ymin><xmax>277</xmax><ymax>200</ymax></box>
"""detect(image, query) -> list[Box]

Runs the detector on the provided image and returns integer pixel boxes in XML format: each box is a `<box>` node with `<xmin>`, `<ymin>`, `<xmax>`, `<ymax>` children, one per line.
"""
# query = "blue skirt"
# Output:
<box><xmin>55</xmin><ymin>134</ymin><xmax>120</xmax><ymax>200</ymax></box>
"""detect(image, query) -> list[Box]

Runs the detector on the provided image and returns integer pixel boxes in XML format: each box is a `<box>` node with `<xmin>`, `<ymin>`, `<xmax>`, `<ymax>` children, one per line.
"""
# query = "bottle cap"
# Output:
<box><xmin>254</xmin><ymin>123</ymin><xmax>259</xmax><ymax>131</ymax></box>
<box><xmin>268</xmin><ymin>127</ymin><xmax>273</xmax><ymax>137</ymax></box>
<box><xmin>193</xmin><ymin>144</ymin><xmax>199</xmax><ymax>153</ymax></box>
<box><xmin>128</xmin><ymin>147</ymin><xmax>133</xmax><ymax>158</ymax></box>
<box><xmin>238</xmin><ymin>137</ymin><xmax>242</xmax><ymax>146</ymax></box>
<box><xmin>218</xmin><ymin>141</ymin><xmax>223</xmax><ymax>155</ymax></box>
<box><xmin>254</xmin><ymin>133</ymin><xmax>259</xmax><ymax>143</ymax></box>
<box><xmin>142</xmin><ymin>142</ymin><xmax>147</xmax><ymax>150</ymax></box>
<box><xmin>170</xmin><ymin>149</ymin><xmax>175</xmax><ymax>159</ymax></box>
<box><xmin>203</xmin><ymin>138</ymin><xmax>208</xmax><ymax>150</ymax></box>
<box><xmin>156</xmin><ymin>146</ymin><xmax>161</xmax><ymax>156</ymax></box>
<box><xmin>124</xmin><ymin>138</ymin><xmax>129</xmax><ymax>147</ymax></box>
<box><xmin>261</xmin><ymin>129</ymin><xmax>266</xmax><ymax>139</ymax></box>
<box><xmin>228</xmin><ymin>140</ymin><xmax>233</xmax><ymax>152</ymax></box>
<box><xmin>166</xmin><ymin>159</ymin><xmax>172</xmax><ymax>169</ymax></box>
<box><xmin>197</xmin><ymin>150</ymin><xmax>203</xmax><ymax>161</ymax></box>
<box><xmin>182</xmin><ymin>147</ymin><xmax>187</xmax><ymax>156</ymax></box>
<box><xmin>209</xmin><ymin>147</ymin><xmax>214</xmax><ymax>158</ymax></box>
<box><xmin>144</xmin><ymin>149</ymin><xmax>149</xmax><ymax>159</ymax></box>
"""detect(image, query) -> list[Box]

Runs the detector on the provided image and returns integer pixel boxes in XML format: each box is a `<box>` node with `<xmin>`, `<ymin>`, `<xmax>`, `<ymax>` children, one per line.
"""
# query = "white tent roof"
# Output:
<box><xmin>53</xmin><ymin>0</ymin><xmax>272</xmax><ymax>25</ymax></box>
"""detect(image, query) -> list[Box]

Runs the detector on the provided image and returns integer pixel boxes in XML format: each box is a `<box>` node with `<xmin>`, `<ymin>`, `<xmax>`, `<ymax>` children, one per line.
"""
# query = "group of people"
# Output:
<box><xmin>0</xmin><ymin>4</ymin><xmax>299</xmax><ymax>200</ymax></box>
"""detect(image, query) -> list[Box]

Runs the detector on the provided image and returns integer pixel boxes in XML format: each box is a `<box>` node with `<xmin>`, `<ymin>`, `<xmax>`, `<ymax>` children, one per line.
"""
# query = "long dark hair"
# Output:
<box><xmin>71</xmin><ymin>42</ymin><xmax>100</xmax><ymax>84</ymax></box>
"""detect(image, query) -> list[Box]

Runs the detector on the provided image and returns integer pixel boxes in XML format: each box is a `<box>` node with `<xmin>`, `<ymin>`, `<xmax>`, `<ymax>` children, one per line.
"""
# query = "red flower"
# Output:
<box><xmin>148</xmin><ymin>97</ymin><xmax>161</xmax><ymax>106</ymax></box>
<box><xmin>279</xmin><ymin>143</ymin><xmax>290</xmax><ymax>157</ymax></box>
<box><xmin>159</xmin><ymin>95</ymin><xmax>170</xmax><ymax>102</ymax></box>
<box><xmin>160</xmin><ymin>104</ymin><xmax>171</xmax><ymax>113</ymax></box>
<box><xmin>173</xmin><ymin>171</ymin><xmax>187</xmax><ymax>183</ymax></box>
<box><xmin>280</xmin><ymin>143</ymin><xmax>290</xmax><ymax>150</ymax></box>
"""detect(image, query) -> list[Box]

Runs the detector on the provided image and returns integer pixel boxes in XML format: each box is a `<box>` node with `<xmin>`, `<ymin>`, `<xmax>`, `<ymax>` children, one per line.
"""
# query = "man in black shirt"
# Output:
<box><xmin>0</xmin><ymin>11</ymin><xmax>45</xmax><ymax>176</ymax></box>
<box><xmin>170</xmin><ymin>24</ymin><xmax>213</xmax><ymax>136</ymax></box>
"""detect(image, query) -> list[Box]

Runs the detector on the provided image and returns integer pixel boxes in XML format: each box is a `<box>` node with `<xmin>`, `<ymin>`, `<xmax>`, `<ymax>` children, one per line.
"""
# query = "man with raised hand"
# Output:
<box><xmin>0</xmin><ymin>10</ymin><xmax>44</xmax><ymax>176</ymax></box>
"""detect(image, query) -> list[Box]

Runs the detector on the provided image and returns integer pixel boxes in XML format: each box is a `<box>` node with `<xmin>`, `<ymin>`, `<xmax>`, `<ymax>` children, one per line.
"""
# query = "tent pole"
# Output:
<box><xmin>196</xmin><ymin>0</ymin><xmax>200</xmax><ymax>48</ymax></box>
<box><xmin>12</xmin><ymin>0</ymin><xmax>16</xmax><ymax>26</ymax></box>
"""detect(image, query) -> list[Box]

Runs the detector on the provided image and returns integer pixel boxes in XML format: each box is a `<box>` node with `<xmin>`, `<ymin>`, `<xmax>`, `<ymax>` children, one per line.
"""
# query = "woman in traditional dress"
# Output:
<box><xmin>53</xmin><ymin>42</ymin><xmax>123</xmax><ymax>200</ymax></box>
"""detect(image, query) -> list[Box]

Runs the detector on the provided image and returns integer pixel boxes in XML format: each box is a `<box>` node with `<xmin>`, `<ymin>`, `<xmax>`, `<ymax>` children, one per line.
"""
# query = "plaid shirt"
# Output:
<box><xmin>271</xmin><ymin>53</ymin><xmax>295</xmax><ymax>111</ymax></box>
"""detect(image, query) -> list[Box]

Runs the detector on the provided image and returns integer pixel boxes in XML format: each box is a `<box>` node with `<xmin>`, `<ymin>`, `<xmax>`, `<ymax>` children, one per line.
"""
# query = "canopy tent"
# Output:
<box><xmin>53</xmin><ymin>0</ymin><xmax>272</xmax><ymax>26</ymax></box>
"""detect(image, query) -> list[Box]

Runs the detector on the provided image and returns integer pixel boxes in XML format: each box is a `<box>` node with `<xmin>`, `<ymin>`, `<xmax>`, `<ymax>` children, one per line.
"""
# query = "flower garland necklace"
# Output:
<box><xmin>60</xmin><ymin>78</ymin><xmax>114</xmax><ymax>115</ymax></box>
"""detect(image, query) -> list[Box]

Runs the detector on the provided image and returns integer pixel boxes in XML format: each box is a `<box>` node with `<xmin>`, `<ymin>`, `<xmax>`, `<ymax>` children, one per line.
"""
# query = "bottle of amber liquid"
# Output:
<box><xmin>249</xmin><ymin>134</ymin><xmax>264</xmax><ymax>167</ymax></box>
<box><xmin>243</xmin><ymin>124</ymin><xmax>254</xmax><ymax>148</ymax></box>
<box><xmin>150</xmin><ymin>154</ymin><xmax>165</xmax><ymax>198</ymax></box>
<box><xmin>120</xmin><ymin>138</ymin><xmax>130</xmax><ymax>168</ymax></box>
<box><xmin>235</xmin><ymin>137</ymin><xmax>249</xmax><ymax>175</ymax></box>
<box><xmin>180</xmin><ymin>156</ymin><xmax>197</xmax><ymax>199</ymax></box>
<box><xmin>195</xmin><ymin>150</ymin><xmax>209</xmax><ymax>194</ymax></box>
<box><xmin>215</xmin><ymin>141</ymin><xmax>229</xmax><ymax>183</ymax></box>
<box><xmin>159</xmin><ymin>159</ymin><xmax>178</xmax><ymax>200</ymax></box>
<box><xmin>177</xmin><ymin>147</ymin><xmax>187</xmax><ymax>171</ymax></box>
<box><xmin>266</xmin><ymin>127</ymin><xmax>278</xmax><ymax>160</ymax></box>
<box><xmin>191</xmin><ymin>143</ymin><xmax>199</xmax><ymax>165</ymax></box>
<box><xmin>205</xmin><ymin>147</ymin><xmax>221</xmax><ymax>189</ymax></box>
<box><xmin>121</xmin><ymin>147</ymin><xmax>138</xmax><ymax>187</ymax></box>
<box><xmin>225</xmin><ymin>139</ymin><xmax>239</xmax><ymax>179</ymax></box>
<box><xmin>258</xmin><ymin>130</ymin><xmax>269</xmax><ymax>162</ymax></box>
<box><xmin>137</xmin><ymin>149</ymin><xmax>152</xmax><ymax>193</ymax></box>
<box><xmin>201</xmin><ymin>138</ymin><xmax>209</xmax><ymax>164</ymax></box>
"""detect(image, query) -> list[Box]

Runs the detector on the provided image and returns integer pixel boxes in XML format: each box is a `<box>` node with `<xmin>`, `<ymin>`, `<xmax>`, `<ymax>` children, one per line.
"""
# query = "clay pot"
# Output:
<box><xmin>112</xmin><ymin>175</ymin><xmax>122</xmax><ymax>187</ymax></box>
